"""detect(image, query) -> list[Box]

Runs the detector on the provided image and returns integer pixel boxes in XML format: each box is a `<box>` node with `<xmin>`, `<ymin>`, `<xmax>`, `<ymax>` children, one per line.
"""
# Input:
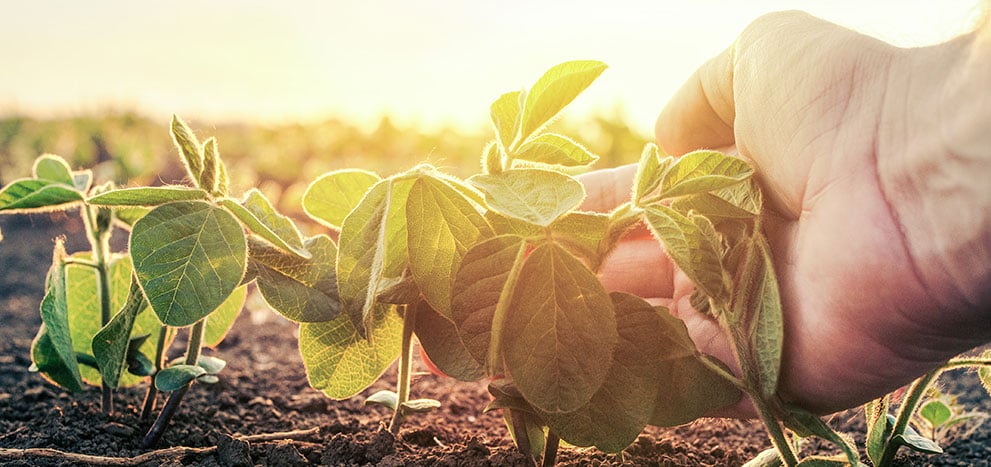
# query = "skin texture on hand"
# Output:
<box><xmin>582</xmin><ymin>11</ymin><xmax>991</xmax><ymax>416</ymax></box>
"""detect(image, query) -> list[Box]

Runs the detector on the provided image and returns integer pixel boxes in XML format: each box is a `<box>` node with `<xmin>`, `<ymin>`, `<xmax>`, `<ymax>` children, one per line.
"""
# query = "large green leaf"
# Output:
<box><xmin>87</xmin><ymin>187</ymin><xmax>209</xmax><ymax>206</ymax></box>
<box><xmin>91</xmin><ymin>277</ymin><xmax>147</xmax><ymax>389</ymax></box>
<box><xmin>450</xmin><ymin>235</ymin><xmax>526</xmax><ymax>371</ymax></box>
<box><xmin>491</xmin><ymin>90</ymin><xmax>522</xmax><ymax>150</ymax></box>
<box><xmin>220</xmin><ymin>189</ymin><xmax>308</xmax><ymax>258</ymax></box>
<box><xmin>202</xmin><ymin>285</ymin><xmax>247</xmax><ymax>348</ymax></box>
<box><xmin>33</xmin><ymin>154</ymin><xmax>75</xmax><ymax>185</ymax></box>
<box><xmin>470</xmin><ymin>169</ymin><xmax>584</xmax><ymax>227</ymax></box>
<box><xmin>406</xmin><ymin>175</ymin><xmax>492</xmax><ymax>317</ymax></box>
<box><xmin>412</xmin><ymin>300</ymin><xmax>485</xmax><ymax>382</ymax></box>
<box><xmin>732</xmin><ymin>234</ymin><xmax>783</xmax><ymax>398</ymax></box>
<box><xmin>519</xmin><ymin>60</ymin><xmax>607</xmax><ymax>143</ymax></box>
<box><xmin>130</xmin><ymin>201</ymin><xmax>247</xmax><ymax>327</ymax></box>
<box><xmin>658</xmin><ymin>150</ymin><xmax>753</xmax><ymax>199</ymax></box>
<box><xmin>247</xmin><ymin>235</ymin><xmax>340</xmax><ymax>323</ymax></box>
<box><xmin>30</xmin><ymin>241</ymin><xmax>82</xmax><ymax>392</ymax></box>
<box><xmin>512</xmin><ymin>133</ymin><xmax>597</xmax><ymax>167</ymax></box>
<box><xmin>303</xmin><ymin>169</ymin><xmax>380</xmax><ymax>229</ymax></box>
<box><xmin>336</xmin><ymin>178</ymin><xmax>412</xmax><ymax>336</ymax></box>
<box><xmin>644</xmin><ymin>205</ymin><xmax>728</xmax><ymax>303</ymax></box>
<box><xmin>548</xmin><ymin>212</ymin><xmax>610</xmax><ymax>269</ymax></box>
<box><xmin>502</xmin><ymin>243</ymin><xmax>617</xmax><ymax>413</ymax></box>
<box><xmin>299</xmin><ymin>305</ymin><xmax>403</xmax><ymax>399</ymax></box>
<box><xmin>0</xmin><ymin>179</ymin><xmax>83</xmax><ymax>212</ymax></box>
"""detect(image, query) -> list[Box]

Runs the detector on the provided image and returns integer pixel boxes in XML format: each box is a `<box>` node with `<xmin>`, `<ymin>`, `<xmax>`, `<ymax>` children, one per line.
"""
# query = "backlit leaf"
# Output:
<box><xmin>736</xmin><ymin>235</ymin><xmax>783</xmax><ymax>398</ymax></box>
<box><xmin>202</xmin><ymin>285</ymin><xmax>247</xmax><ymax>348</ymax></box>
<box><xmin>519</xmin><ymin>60</ymin><xmax>607</xmax><ymax>142</ymax></box>
<box><xmin>91</xmin><ymin>277</ymin><xmax>147</xmax><ymax>389</ymax></box>
<box><xmin>220</xmin><ymin>189</ymin><xmax>308</xmax><ymax>258</ymax></box>
<box><xmin>632</xmin><ymin>143</ymin><xmax>669</xmax><ymax>204</ymax></box>
<box><xmin>247</xmin><ymin>235</ymin><xmax>340</xmax><ymax>323</ymax></box>
<box><xmin>131</xmin><ymin>201</ymin><xmax>247</xmax><ymax>327</ymax></box>
<box><xmin>502</xmin><ymin>243</ymin><xmax>617</xmax><ymax>413</ymax></box>
<box><xmin>865</xmin><ymin>396</ymin><xmax>890</xmax><ymax>466</ymax></box>
<box><xmin>87</xmin><ymin>187</ymin><xmax>209</xmax><ymax>206</ymax></box>
<box><xmin>644</xmin><ymin>205</ymin><xmax>727</xmax><ymax>303</ymax></box>
<box><xmin>171</xmin><ymin>115</ymin><xmax>203</xmax><ymax>183</ymax></box>
<box><xmin>470</xmin><ymin>168</ymin><xmax>584</xmax><ymax>227</ymax></box>
<box><xmin>491</xmin><ymin>90</ymin><xmax>522</xmax><ymax>150</ymax></box>
<box><xmin>413</xmin><ymin>300</ymin><xmax>484</xmax><ymax>382</ymax></box>
<box><xmin>0</xmin><ymin>179</ymin><xmax>83</xmax><ymax>212</ymax></box>
<box><xmin>978</xmin><ymin>350</ymin><xmax>990</xmax><ymax>397</ymax></box>
<box><xmin>200</xmin><ymin>137</ymin><xmax>220</xmax><ymax>194</ymax></box>
<box><xmin>548</xmin><ymin>212</ymin><xmax>609</xmax><ymax>269</ymax></box>
<box><xmin>919</xmin><ymin>399</ymin><xmax>953</xmax><ymax>429</ymax></box>
<box><xmin>155</xmin><ymin>364</ymin><xmax>206</xmax><ymax>392</ymax></box>
<box><xmin>31</xmin><ymin>240</ymin><xmax>82</xmax><ymax>392</ymax></box>
<box><xmin>33</xmin><ymin>154</ymin><xmax>75</xmax><ymax>185</ymax></box>
<box><xmin>299</xmin><ymin>305</ymin><xmax>403</xmax><ymax>399</ymax></box>
<box><xmin>513</xmin><ymin>133</ymin><xmax>597</xmax><ymax>167</ymax></box>
<box><xmin>303</xmin><ymin>169</ymin><xmax>380</xmax><ymax>229</ymax></box>
<box><xmin>406</xmin><ymin>175</ymin><xmax>492</xmax><ymax>317</ymax></box>
<box><xmin>659</xmin><ymin>150</ymin><xmax>753</xmax><ymax>199</ymax></box>
<box><xmin>482</xmin><ymin>141</ymin><xmax>503</xmax><ymax>175</ymax></box>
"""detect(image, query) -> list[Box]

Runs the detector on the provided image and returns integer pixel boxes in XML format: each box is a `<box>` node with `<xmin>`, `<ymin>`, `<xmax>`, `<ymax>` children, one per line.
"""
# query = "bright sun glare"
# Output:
<box><xmin>0</xmin><ymin>1</ymin><xmax>983</xmax><ymax>135</ymax></box>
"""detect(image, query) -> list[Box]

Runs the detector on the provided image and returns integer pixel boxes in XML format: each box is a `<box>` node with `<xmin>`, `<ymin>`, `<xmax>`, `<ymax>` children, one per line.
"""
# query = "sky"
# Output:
<box><xmin>0</xmin><ymin>1</ymin><xmax>983</xmax><ymax>135</ymax></box>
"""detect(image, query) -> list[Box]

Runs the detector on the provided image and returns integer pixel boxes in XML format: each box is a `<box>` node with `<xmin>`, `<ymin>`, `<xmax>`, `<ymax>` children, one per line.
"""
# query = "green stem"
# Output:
<box><xmin>142</xmin><ymin>318</ymin><xmax>206</xmax><ymax>448</ymax></box>
<box><xmin>541</xmin><ymin>431</ymin><xmax>560</xmax><ymax>467</ymax></box>
<box><xmin>389</xmin><ymin>305</ymin><xmax>417</xmax><ymax>435</ymax></box>
<box><xmin>140</xmin><ymin>325</ymin><xmax>170</xmax><ymax>420</ymax></box>
<box><xmin>878</xmin><ymin>368</ymin><xmax>941</xmax><ymax>467</ymax></box>
<box><xmin>82</xmin><ymin>205</ymin><xmax>115</xmax><ymax>414</ymax></box>
<box><xmin>750</xmin><ymin>389</ymin><xmax>799</xmax><ymax>467</ymax></box>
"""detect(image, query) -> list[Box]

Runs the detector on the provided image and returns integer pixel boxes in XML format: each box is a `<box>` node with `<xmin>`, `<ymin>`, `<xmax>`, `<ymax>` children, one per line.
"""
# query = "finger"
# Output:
<box><xmin>655</xmin><ymin>45</ymin><xmax>736</xmax><ymax>155</ymax></box>
<box><xmin>577</xmin><ymin>164</ymin><xmax>637</xmax><ymax>212</ymax></box>
<box><xmin>597</xmin><ymin>236</ymin><xmax>674</xmax><ymax>298</ymax></box>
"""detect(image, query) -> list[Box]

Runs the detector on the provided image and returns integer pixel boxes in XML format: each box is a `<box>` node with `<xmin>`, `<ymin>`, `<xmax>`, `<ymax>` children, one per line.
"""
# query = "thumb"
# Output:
<box><xmin>655</xmin><ymin>45</ymin><xmax>736</xmax><ymax>155</ymax></box>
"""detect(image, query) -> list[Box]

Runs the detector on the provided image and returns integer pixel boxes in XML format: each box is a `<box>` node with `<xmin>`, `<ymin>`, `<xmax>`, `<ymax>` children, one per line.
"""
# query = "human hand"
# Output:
<box><xmin>582</xmin><ymin>11</ymin><xmax>991</xmax><ymax>416</ymax></box>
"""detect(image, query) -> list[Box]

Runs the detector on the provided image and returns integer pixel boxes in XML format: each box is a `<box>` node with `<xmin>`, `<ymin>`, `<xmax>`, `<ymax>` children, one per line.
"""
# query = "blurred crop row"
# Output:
<box><xmin>0</xmin><ymin>111</ymin><xmax>647</xmax><ymax>220</ymax></box>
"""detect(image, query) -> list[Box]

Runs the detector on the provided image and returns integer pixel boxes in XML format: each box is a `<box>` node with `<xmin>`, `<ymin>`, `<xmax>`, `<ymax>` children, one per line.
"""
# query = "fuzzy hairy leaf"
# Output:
<box><xmin>299</xmin><ymin>305</ymin><xmax>403</xmax><ymax>399</ymax></box>
<box><xmin>200</xmin><ymin>137</ymin><xmax>220</xmax><ymax>194</ymax></box>
<box><xmin>413</xmin><ymin>300</ymin><xmax>485</xmax><ymax>382</ymax></box>
<box><xmin>220</xmin><ymin>189</ymin><xmax>308</xmax><ymax>258</ymax></box>
<box><xmin>502</xmin><ymin>243</ymin><xmax>617</xmax><ymax>413</ymax></box>
<box><xmin>0</xmin><ymin>179</ymin><xmax>83</xmax><ymax>212</ymax></box>
<box><xmin>247</xmin><ymin>235</ymin><xmax>340</xmax><ymax>323</ymax></box>
<box><xmin>519</xmin><ymin>60</ymin><xmax>606</xmax><ymax>143</ymax></box>
<box><xmin>865</xmin><ymin>397</ymin><xmax>890</xmax><ymax>466</ymax></box>
<box><xmin>91</xmin><ymin>278</ymin><xmax>147</xmax><ymax>389</ymax></box>
<box><xmin>644</xmin><ymin>205</ymin><xmax>727</xmax><ymax>303</ymax></box>
<box><xmin>784</xmin><ymin>406</ymin><xmax>860</xmax><ymax>466</ymax></box>
<box><xmin>202</xmin><ymin>285</ymin><xmax>247</xmax><ymax>348</ymax></box>
<box><xmin>733</xmin><ymin>234</ymin><xmax>783</xmax><ymax>398</ymax></box>
<box><xmin>513</xmin><ymin>133</ymin><xmax>597</xmax><ymax>167</ymax></box>
<box><xmin>31</xmin><ymin>241</ymin><xmax>82</xmax><ymax>392</ymax></box>
<box><xmin>171</xmin><ymin>115</ymin><xmax>203</xmax><ymax>183</ymax></box>
<box><xmin>632</xmin><ymin>143</ymin><xmax>668</xmax><ymax>204</ymax></box>
<box><xmin>406</xmin><ymin>176</ymin><xmax>492</xmax><ymax>317</ymax></box>
<box><xmin>471</xmin><ymin>169</ymin><xmax>584</xmax><ymax>227</ymax></box>
<box><xmin>87</xmin><ymin>187</ymin><xmax>209</xmax><ymax>206</ymax></box>
<box><xmin>491</xmin><ymin>90</ymin><xmax>522</xmax><ymax>151</ymax></box>
<box><xmin>659</xmin><ymin>150</ymin><xmax>753</xmax><ymax>199</ymax></box>
<box><xmin>130</xmin><ymin>201</ymin><xmax>247</xmax><ymax>327</ymax></box>
<box><xmin>33</xmin><ymin>154</ymin><xmax>75</xmax><ymax>185</ymax></box>
<box><xmin>979</xmin><ymin>350</ymin><xmax>991</xmax><ymax>397</ymax></box>
<box><xmin>303</xmin><ymin>169</ymin><xmax>380</xmax><ymax>229</ymax></box>
<box><xmin>549</xmin><ymin>212</ymin><xmax>610</xmax><ymax>269</ymax></box>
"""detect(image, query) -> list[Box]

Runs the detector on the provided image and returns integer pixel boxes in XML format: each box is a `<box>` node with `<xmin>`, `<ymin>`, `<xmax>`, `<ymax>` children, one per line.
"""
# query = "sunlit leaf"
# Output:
<box><xmin>491</xmin><ymin>90</ymin><xmax>522</xmax><ymax>151</ymax></box>
<box><xmin>482</xmin><ymin>141</ymin><xmax>503</xmax><ymax>175</ymax></box>
<box><xmin>247</xmin><ymin>235</ymin><xmax>340</xmax><ymax>323</ymax></box>
<box><xmin>734</xmin><ymin>234</ymin><xmax>783</xmax><ymax>399</ymax></box>
<box><xmin>33</xmin><ymin>154</ymin><xmax>75</xmax><ymax>185</ymax></box>
<box><xmin>978</xmin><ymin>350</ymin><xmax>990</xmax><ymax>398</ymax></box>
<box><xmin>512</xmin><ymin>133</ymin><xmax>597</xmax><ymax>167</ymax></box>
<box><xmin>202</xmin><ymin>285</ymin><xmax>247</xmax><ymax>348</ymax></box>
<box><xmin>865</xmin><ymin>396</ymin><xmax>890</xmax><ymax>466</ymax></box>
<box><xmin>519</xmin><ymin>60</ymin><xmax>607</xmax><ymax>142</ymax></box>
<box><xmin>171</xmin><ymin>115</ymin><xmax>203</xmax><ymax>183</ymax></box>
<box><xmin>220</xmin><ymin>189</ymin><xmax>308</xmax><ymax>258</ymax></box>
<box><xmin>784</xmin><ymin>406</ymin><xmax>860</xmax><ymax>466</ymax></box>
<box><xmin>155</xmin><ymin>364</ymin><xmax>206</xmax><ymax>392</ymax></box>
<box><xmin>131</xmin><ymin>201</ymin><xmax>247</xmax><ymax>327</ymax></box>
<box><xmin>919</xmin><ymin>399</ymin><xmax>953</xmax><ymax>429</ymax></box>
<box><xmin>91</xmin><ymin>277</ymin><xmax>146</xmax><ymax>389</ymax></box>
<box><xmin>0</xmin><ymin>179</ymin><xmax>83</xmax><ymax>212</ymax></box>
<box><xmin>659</xmin><ymin>150</ymin><xmax>753</xmax><ymax>199</ymax></box>
<box><xmin>470</xmin><ymin>168</ymin><xmax>584</xmax><ymax>227</ymax></box>
<box><xmin>644</xmin><ymin>205</ymin><xmax>727</xmax><ymax>303</ymax></box>
<box><xmin>413</xmin><ymin>300</ymin><xmax>484</xmax><ymax>382</ymax></box>
<box><xmin>502</xmin><ymin>243</ymin><xmax>617</xmax><ymax>413</ymax></box>
<box><xmin>549</xmin><ymin>212</ymin><xmax>609</xmax><ymax>269</ymax></box>
<box><xmin>30</xmin><ymin>240</ymin><xmax>82</xmax><ymax>392</ymax></box>
<box><xmin>87</xmin><ymin>187</ymin><xmax>209</xmax><ymax>206</ymax></box>
<box><xmin>299</xmin><ymin>305</ymin><xmax>403</xmax><ymax>399</ymax></box>
<box><xmin>200</xmin><ymin>137</ymin><xmax>220</xmax><ymax>194</ymax></box>
<box><xmin>406</xmin><ymin>175</ymin><xmax>492</xmax><ymax>317</ymax></box>
<box><xmin>303</xmin><ymin>169</ymin><xmax>380</xmax><ymax>229</ymax></box>
<box><xmin>632</xmin><ymin>143</ymin><xmax>669</xmax><ymax>204</ymax></box>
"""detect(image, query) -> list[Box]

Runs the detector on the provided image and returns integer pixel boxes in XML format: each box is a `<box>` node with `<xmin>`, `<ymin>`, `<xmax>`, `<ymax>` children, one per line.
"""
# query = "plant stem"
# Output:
<box><xmin>82</xmin><ymin>205</ymin><xmax>115</xmax><ymax>414</ymax></box>
<box><xmin>142</xmin><ymin>318</ymin><xmax>206</xmax><ymax>448</ymax></box>
<box><xmin>509</xmin><ymin>409</ymin><xmax>537</xmax><ymax>466</ymax></box>
<box><xmin>140</xmin><ymin>325</ymin><xmax>170</xmax><ymax>420</ymax></box>
<box><xmin>389</xmin><ymin>305</ymin><xmax>417</xmax><ymax>435</ymax></box>
<box><xmin>877</xmin><ymin>368</ymin><xmax>942</xmax><ymax>467</ymax></box>
<box><xmin>750</xmin><ymin>389</ymin><xmax>799</xmax><ymax>467</ymax></box>
<box><xmin>541</xmin><ymin>431</ymin><xmax>560</xmax><ymax>467</ymax></box>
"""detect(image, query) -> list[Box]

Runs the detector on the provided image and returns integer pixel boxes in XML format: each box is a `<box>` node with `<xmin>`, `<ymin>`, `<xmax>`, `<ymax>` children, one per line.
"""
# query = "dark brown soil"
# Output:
<box><xmin>1</xmin><ymin>214</ymin><xmax>988</xmax><ymax>466</ymax></box>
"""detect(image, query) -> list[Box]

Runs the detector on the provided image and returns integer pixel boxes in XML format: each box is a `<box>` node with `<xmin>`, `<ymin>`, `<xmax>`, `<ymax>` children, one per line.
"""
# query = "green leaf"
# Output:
<box><xmin>485</xmin><ymin>211</ymin><xmax>541</xmax><ymax>238</ymax></box>
<box><xmin>91</xmin><ymin>277</ymin><xmax>147</xmax><ymax>389</ymax></box>
<box><xmin>783</xmin><ymin>406</ymin><xmax>860</xmax><ymax>467</ymax></box>
<box><xmin>548</xmin><ymin>212</ymin><xmax>610</xmax><ymax>269</ymax></box>
<box><xmin>470</xmin><ymin>169</ymin><xmax>585</xmax><ymax>227</ymax></box>
<box><xmin>979</xmin><ymin>350</ymin><xmax>991</xmax><ymax>397</ymax></box>
<box><xmin>450</xmin><ymin>235</ymin><xmax>527</xmax><ymax>371</ymax></box>
<box><xmin>633</xmin><ymin>143</ymin><xmax>669</xmax><ymax>204</ymax></box>
<box><xmin>0</xmin><ymin>179</ymin><xmax>84</xmax><ymax>212</ymax></box>
<box><xmin>31</xmin><ymin>241</ymin><xmax>83</xmax><ymax>392</ymax></box>
<box><xmin>196</xmin><ymin>355</ymin><xmax>227</xmax><ymax>374</ymax></box>
<box><xmin>33</xmin><ymin>154</ymin><xmax>75</xmax><ymax>185</ymax></box>
<box><xmin>413</xmin><ymin>300</ymin><xmax>485</xmax><ymax>382</ymax></box>
<box><xmin>220</xmin><ymin>189</ymin><xmax>308</xmax><ymax>258</ymax></box>
<box><xmin>519</xmin><ymin>60</ymin><xmax>607</xmax><ymax>143</ymax></box>
<box><xmin>794</xmin><ymin>456</ymin><xmax>860</xmax><ymax>467</ymax></box>
<box><xmin>299</xmin><ymin>305</ymin><xmax>403</xmax><ymax>399</ymax></box>
<box><xmin>919</xmin><ymin>399</ymin><xmax>953</xmax><ymax>429</ymax></box>
<box><xmin>491</xmin><ymin>90</ymin><xmax>522</xmax><ymax>150</ymax></box>
<box><xmin>406</xmin><ymin>175</ymin><xmax>492</xmax><ymax>317</ymax></box>
<box><xmin>337</xmin><ymin>178</ymin><xmax>412</xmax><ymax>336</ymax></box>
<box><xmin>202</xmin><ymin>285</ymin><xmax>247</xmax><ymax>348</ymax></box>
<box><xmin>400</xmin><ymin>398</ymin><xmax>442</xmax><ymax>414</ymax></box>
<box><xmin>155</xmin><ymin>364</ymin><xmax>206</xmax><ymax>392</ymax></box>
<box><xmin>733</xmin><ymin>234</ymin><xmax>783</xmax><ymax>398</ymax></box>
<box><xmin>502</xmin><ymin>243</ymin><xmax>617</xmax><ymax>413</ymax></box>
<box><xmin>247</xmin><ymin>235</ymin><xmax>340</xmax><ymax>323</ymax></box>
<box><xmin>72</xmin><ymin>170</ymin><xmax>94</xmax><ymax>193</ymax></box>
<box><xmin>644</xmin><ymin>205</ymin><xmax>727</xmax><ymax>303</ymax></box>
<box><xmin>197</xmin><ymin>374</ymin><xmax>220</xmax><ymax>384</ymax></box>
<box><xmin>365</xmin><ymin>390</ymin><xmax>399</xmax><ymax>410</ymax></box>
<box><xmin>658</xmin><ymin>150</ymin><xmax>753</xmax><ymax>199</ymax></box>
<box><xmin>200</xmin><ymin>137</ymin><xmax>220</xmax><ymax>194</ymax></box>
<box><xmin>894</xmin><ymin>432</ymin><xmax>943</xmax><ymax>454</ymax></box>
<box><xmin>512</xmin><ymin>133</ymin><xmax>597</xmax><ymax>167</ymax></box>
<box><xmin>113</xmin><ymin>206</ymin><xmax>150</xmax><ymax>227</ymax></box>
<box><xmin>865</xmin><ymin>397</ymin><xmax>890</xmax><ymax>466</ymax></box>
<box><xmin>171</xmin><ymin>115</ymin><xmax>203</xmax><ymax>184</ymax></box>
<box><xmin>742</xmin><ymin>448</ymin><xmax>783</xmax><ymax>467</ymax></box>
<box><xmin>303</xmin><ymin>169</ymin><xmax>380</xmax><ymax>229</ymax></box>
<box><xmin>87</xmin><ymin>187</ymin><xmax>209</xmax><ymax>206</ymax></box>
<box><xmin>131</xmin><ymin>201</ymin><xmax>247</xmax><ymax>327</ymax></box>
